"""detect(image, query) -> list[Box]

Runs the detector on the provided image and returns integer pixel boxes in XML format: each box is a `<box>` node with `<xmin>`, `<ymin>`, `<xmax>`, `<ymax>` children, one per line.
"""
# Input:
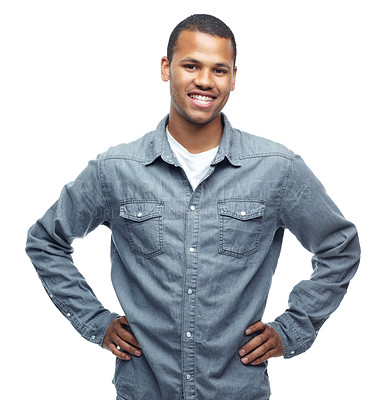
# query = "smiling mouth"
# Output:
<box><xmin>188</xmin><ymin>94</ymin><xmax>215</xmax><ymax>105</ymax></box>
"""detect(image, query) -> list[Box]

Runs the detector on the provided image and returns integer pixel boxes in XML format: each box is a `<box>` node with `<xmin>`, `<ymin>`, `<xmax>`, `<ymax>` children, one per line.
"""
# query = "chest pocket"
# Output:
<box><xmin>218</xmin><ymin>198</ymin><xmax>265</xmax><ymax>258</ymax></box>
<box><xmin>120</xmin><ymin>200</ymin><xmax>164</xmax><ymax>258</ymax></box>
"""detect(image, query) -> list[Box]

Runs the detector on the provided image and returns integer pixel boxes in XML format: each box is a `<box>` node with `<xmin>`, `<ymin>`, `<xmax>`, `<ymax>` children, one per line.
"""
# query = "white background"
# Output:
<box><xmin>1</xmin><ymin>0</ymin><xmax>388</xmax><ymax>399</ymax></box>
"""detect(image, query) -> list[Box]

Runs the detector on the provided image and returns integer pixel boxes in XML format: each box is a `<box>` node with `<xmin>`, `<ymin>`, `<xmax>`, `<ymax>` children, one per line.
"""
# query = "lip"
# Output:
<box><xmin>188</xmin><ymin>90</ymin><xmax>217</xmax><ymax>98</ymax></box>
<box><xmin>187</xmin><ymin>91</ymin><xmax>217</xmax><ymax>109</ymax></box>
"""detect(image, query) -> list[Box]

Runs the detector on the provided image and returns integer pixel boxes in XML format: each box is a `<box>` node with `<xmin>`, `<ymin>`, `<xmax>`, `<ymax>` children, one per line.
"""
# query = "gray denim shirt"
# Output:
<box><xmin>26</xmin><ymin>114</ymin><xmax>360</xmax><ymax>400</ymax></box>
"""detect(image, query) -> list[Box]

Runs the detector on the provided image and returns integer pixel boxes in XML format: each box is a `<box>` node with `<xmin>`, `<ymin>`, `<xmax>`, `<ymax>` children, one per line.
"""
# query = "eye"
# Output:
<box><xmin>184</xmin><ymin>64</ymin><xmax>198</xmax><ymax>71</ymax></box>
<box><xmin>213</xmin><ymin>68</ymin><xmax>228</xmax><ymax>75</ymax></box>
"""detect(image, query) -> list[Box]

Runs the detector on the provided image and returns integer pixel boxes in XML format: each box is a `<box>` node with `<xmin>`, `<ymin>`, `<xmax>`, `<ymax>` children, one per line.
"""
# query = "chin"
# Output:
<box><xmin>183</xmin><ymin>110</ymin><xmax>221</xmax><ymax>126</ymax></box>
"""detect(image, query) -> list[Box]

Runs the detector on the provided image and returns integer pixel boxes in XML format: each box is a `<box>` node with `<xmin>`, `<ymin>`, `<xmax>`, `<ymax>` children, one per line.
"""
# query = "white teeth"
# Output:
<box><xmin>190</xmin><ymin>94</ymin><xmax>214</xmax><ymax>104</ymax></box>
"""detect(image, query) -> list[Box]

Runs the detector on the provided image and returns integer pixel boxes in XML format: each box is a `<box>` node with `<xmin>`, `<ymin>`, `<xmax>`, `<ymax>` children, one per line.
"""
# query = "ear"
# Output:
<box><xmin>161</xmin><ymin>56</ymin><xmax>170</xmax><ymax>82</ymax></box>
<box><xmin>231</xmin><ymin>66</ymin><xmax>237</xmax><ymax>91</ymax></box>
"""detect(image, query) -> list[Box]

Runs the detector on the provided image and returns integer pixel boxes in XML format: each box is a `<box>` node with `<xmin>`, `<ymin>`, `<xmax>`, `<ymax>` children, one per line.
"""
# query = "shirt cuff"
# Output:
<box><xmin>82</xmin><ymin>311</ymin><xmax>121</xmax><ymax>347</ymax></box>
<box><xmin>268</xmin><ymin>313</ymin><xmax>315</xmax><ymax>359</ymax></box>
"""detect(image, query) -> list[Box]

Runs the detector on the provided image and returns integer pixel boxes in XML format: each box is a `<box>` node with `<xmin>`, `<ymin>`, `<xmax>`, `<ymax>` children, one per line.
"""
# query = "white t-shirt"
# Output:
<box><xmin>166</xmin><ymin>128</ymin><xmax>219</xmax><ymax>190</ymax></box>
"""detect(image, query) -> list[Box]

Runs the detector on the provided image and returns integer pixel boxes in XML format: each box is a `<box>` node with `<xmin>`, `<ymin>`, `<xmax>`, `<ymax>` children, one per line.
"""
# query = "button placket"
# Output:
<box><xmin>182</xmin><ymin>197</ymin><xmax>200</xmax><ymax>398</ymax></box>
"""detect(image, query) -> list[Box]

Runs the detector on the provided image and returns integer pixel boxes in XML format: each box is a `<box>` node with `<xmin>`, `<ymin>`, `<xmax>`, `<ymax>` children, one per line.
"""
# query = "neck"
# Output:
<box><xmin>167</xmin><ymin>108</ymin><xmax>223</xmax><ymax>154</ymax></box>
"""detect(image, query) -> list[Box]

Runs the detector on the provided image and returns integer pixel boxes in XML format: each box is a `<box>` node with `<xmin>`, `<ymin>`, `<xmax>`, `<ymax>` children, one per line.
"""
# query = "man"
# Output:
<box><xmin>26</xmin><ymin>14</ymin><xmax>360</xmax><ymax>400</ymax></box>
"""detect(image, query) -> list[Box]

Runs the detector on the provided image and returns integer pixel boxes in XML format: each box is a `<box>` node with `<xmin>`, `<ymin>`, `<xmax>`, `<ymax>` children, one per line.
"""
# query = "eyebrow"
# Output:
<box><xmin>179</xmin><ymin>57</ymin><xmax>232</xmax><ymax>70</ymax></box>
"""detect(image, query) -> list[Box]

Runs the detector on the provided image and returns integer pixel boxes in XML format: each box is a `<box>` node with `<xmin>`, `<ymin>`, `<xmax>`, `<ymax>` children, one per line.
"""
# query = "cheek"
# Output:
<box><xmin>170</xmin><ymin>83</ymin><xmax>189</xmax><ymax>110</ymax></box>
<box><xmin>172</xmin><ymin>69</ymin><xmax>192</xmax><ymax>84</ymax></box>
<box><xmin>170</xmin><ymin>75</ymin><xmax>190</xmax><ymax>96</ymax></box>
<box><xmin>227</xmin><ymin>76</ymin><xmax>236</xmax><ymax>92</ymax></box>
<box><xmin>219</xmin><ymin>83</ymin><xmax>234</xmax><ymax>99</ymax></box>
<box><xmin>217</xmin><ymin>76</ymin><xmax>234</xmax><ymax>93</ymax></box>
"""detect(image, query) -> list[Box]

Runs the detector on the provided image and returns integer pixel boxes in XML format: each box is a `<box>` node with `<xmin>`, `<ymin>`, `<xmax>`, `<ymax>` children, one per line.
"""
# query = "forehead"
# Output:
<box><xmin>173</xmin><ymin>30</ymin><xmax>234</xmax><ymax>65</ymax></box>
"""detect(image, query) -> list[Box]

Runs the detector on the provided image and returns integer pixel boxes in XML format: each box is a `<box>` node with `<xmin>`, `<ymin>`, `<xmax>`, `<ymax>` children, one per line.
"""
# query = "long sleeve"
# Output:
<box><xmin>269</xmin><ymin>154</ymin><xmax>361</xmax><ymax>358</ymax></box>
<box><xmin>26</xmin><ymin>158</ymin><xmax>119</xmax><ymax>346</ymax></box>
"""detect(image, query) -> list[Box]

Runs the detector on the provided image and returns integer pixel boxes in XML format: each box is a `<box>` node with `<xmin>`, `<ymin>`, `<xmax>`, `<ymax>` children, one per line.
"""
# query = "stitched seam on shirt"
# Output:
<box><xmin>276</xmin><ymin>153</ymin><xmax>295</xmax><ymax>225</ymax></box>
<box><xmin>50</xmin><ymin>293</ymin><xmax>113</xmax><ymax>343</ymax></box>
<box><xmin>50</xmin><ymin>293</ymin><xmax>86</xmax><ymax>335</ymax></box>
<box><xmin>98</xmin><ymin>157</ymin><xmax>112</xmax><ymax>220</ymax></box>
<box><xmin>239</xmin><ymin>152</ymin><xmax>294</xmax><ymax>161</ymax></box>
<box><xmin>100</xmin><ymin>154</ymin><xmax>149</xmax><ymax>163</ymax></box>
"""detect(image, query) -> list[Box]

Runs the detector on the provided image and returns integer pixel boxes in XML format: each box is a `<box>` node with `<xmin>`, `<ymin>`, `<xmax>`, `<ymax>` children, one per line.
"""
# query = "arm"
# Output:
<box><xmin>239</xmin><ymin>154</ymin><xmax>360</xmax><ymax>363</ymax></box>
<box><xmin>26</xmin><ymin>158</ymin><xmax>121</xmax><ymax>347</ymax></box>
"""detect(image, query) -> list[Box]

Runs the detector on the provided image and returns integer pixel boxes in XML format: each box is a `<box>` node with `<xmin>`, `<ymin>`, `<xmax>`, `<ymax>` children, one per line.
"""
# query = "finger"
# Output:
<box><xmin>117</xmin><ymin>317</ymin><xmax>141</xmax><ymax>348</ymax></box>
<box><xmin>241</xmin><ymin>340</ymin><xmax>271</xmax><ymax>364</ymax></box>
<box><xmin>245</xmin><ymin>321</ymin><xmax>266</xmax><ymax>335</ymax></box>
<box><xmin>239</xmin><ymin>334</ymin><xmax>266</xmax><ymax>357</ymax></box>
<box><xmin>249</xmin><ymin>348</ymin><xmax>280</xmax><ymax>366</ymax></box>
<box><xmin>115</xmin><ymin>335</ymin><xmax>142</xmax><ymax>357</ymax></box>
<box><xmin>108</xmin><ymin>342</ymin><xmax>132</xmax><ymax>361</ymax></box>
<box><xmin>118</xmin><ymin>326</ymin><xmax>141</xmax><ymax>349</ymax></box>
<box><xmin>102</xmin><ymin>316</ymin><xmax>142</xmax><ymax>359</ymax></box>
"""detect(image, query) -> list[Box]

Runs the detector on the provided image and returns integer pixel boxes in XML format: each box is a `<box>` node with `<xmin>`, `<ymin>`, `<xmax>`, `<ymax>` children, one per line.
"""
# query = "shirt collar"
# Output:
<box><xmin>145</xmin><ymin>113</ymin><xmax>242</xmax><ymax>167</ymax></box>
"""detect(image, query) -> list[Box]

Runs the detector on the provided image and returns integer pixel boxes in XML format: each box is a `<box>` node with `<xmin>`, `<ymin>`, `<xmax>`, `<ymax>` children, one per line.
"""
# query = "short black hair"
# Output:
<box><xmin>167</xmin><ymin>14</ymin><xmax>237</xmax><ymax>65</ymax></box>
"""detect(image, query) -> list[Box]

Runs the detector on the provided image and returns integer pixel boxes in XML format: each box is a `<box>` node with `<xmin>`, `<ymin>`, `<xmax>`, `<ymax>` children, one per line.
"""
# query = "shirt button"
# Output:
<box><xmin>240</xmin><ymin>211</ymin><xmax>246</xmax><ymax>216</ymax></box>
<box><xmin>186</xmin><ymin>331</ymin><xmax>192</xmax><ymax>338</ymax></box>
<box><xmin>66</xmin><ymin>313</ymin><xmax>71</xmax><ymax>317</ymax></box>
<box><xmin>91</xmin><ymin>335</ymin><xmax>96</xmax><ymax>341</ymax></box>
<box><xmin>290</xmin><ymin>350</ymin><xmax>295</xmax><ymax>355</ymax></box>
<box><xmin>137</xmin><ymin>212</ymin><xmax>143</xmax><ymax>218</ymax></box>
<box><xmin>189</xmin><ymin>247</ymin><xmax>195</xmax><ymax>253</ymax></box>
<box><xmin>187</xmin><ymin>288</ymin><xmax>193</xmax><ymax>295</ymax></box>
<box><xmin>190</xmin><ymin>205</ymin><xmax>196</xmax><ymax>211</ymax></box>
<box><xmin>186</xmin><ymin>374</ymin><xmax>191</xmax><ymax>380</ymax></box>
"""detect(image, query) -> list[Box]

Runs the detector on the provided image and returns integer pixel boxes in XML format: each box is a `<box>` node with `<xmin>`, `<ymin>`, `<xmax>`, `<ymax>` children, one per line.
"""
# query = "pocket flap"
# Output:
<box><xmin>120</xmin><ymin>200</ymin><xmax>163</xmax><ymax>222</ymax></box>
<box><xmin>218</xmin><ymin>199</ymin><xmax>265</xmax><ymax>220</ymax></box>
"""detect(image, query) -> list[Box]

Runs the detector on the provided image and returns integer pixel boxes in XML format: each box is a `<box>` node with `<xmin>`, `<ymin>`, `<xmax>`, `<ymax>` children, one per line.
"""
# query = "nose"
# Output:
<box><xmin>194</xmin><ymin>69</ymin><xmax>214</xmax><ymax>90</ymax></box>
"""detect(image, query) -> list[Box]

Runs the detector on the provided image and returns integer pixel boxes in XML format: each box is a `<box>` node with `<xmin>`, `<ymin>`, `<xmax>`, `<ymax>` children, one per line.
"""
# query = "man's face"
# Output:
<box><xmin>161</xmin><ymin>30</ymin><xmax>237</xmax><ymax>126</ymax></box>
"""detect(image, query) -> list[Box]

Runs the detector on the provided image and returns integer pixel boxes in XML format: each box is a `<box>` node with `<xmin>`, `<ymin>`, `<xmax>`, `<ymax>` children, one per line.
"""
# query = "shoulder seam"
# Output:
<box><xmin>239</xmin><ymin>152</ymin><xmax>294</xmax><ymax>161</ymax></box>
<box><xmin>99</xmin><ymin>153</ymin><xmax>148</xmax><ymax>163</ymax></box>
